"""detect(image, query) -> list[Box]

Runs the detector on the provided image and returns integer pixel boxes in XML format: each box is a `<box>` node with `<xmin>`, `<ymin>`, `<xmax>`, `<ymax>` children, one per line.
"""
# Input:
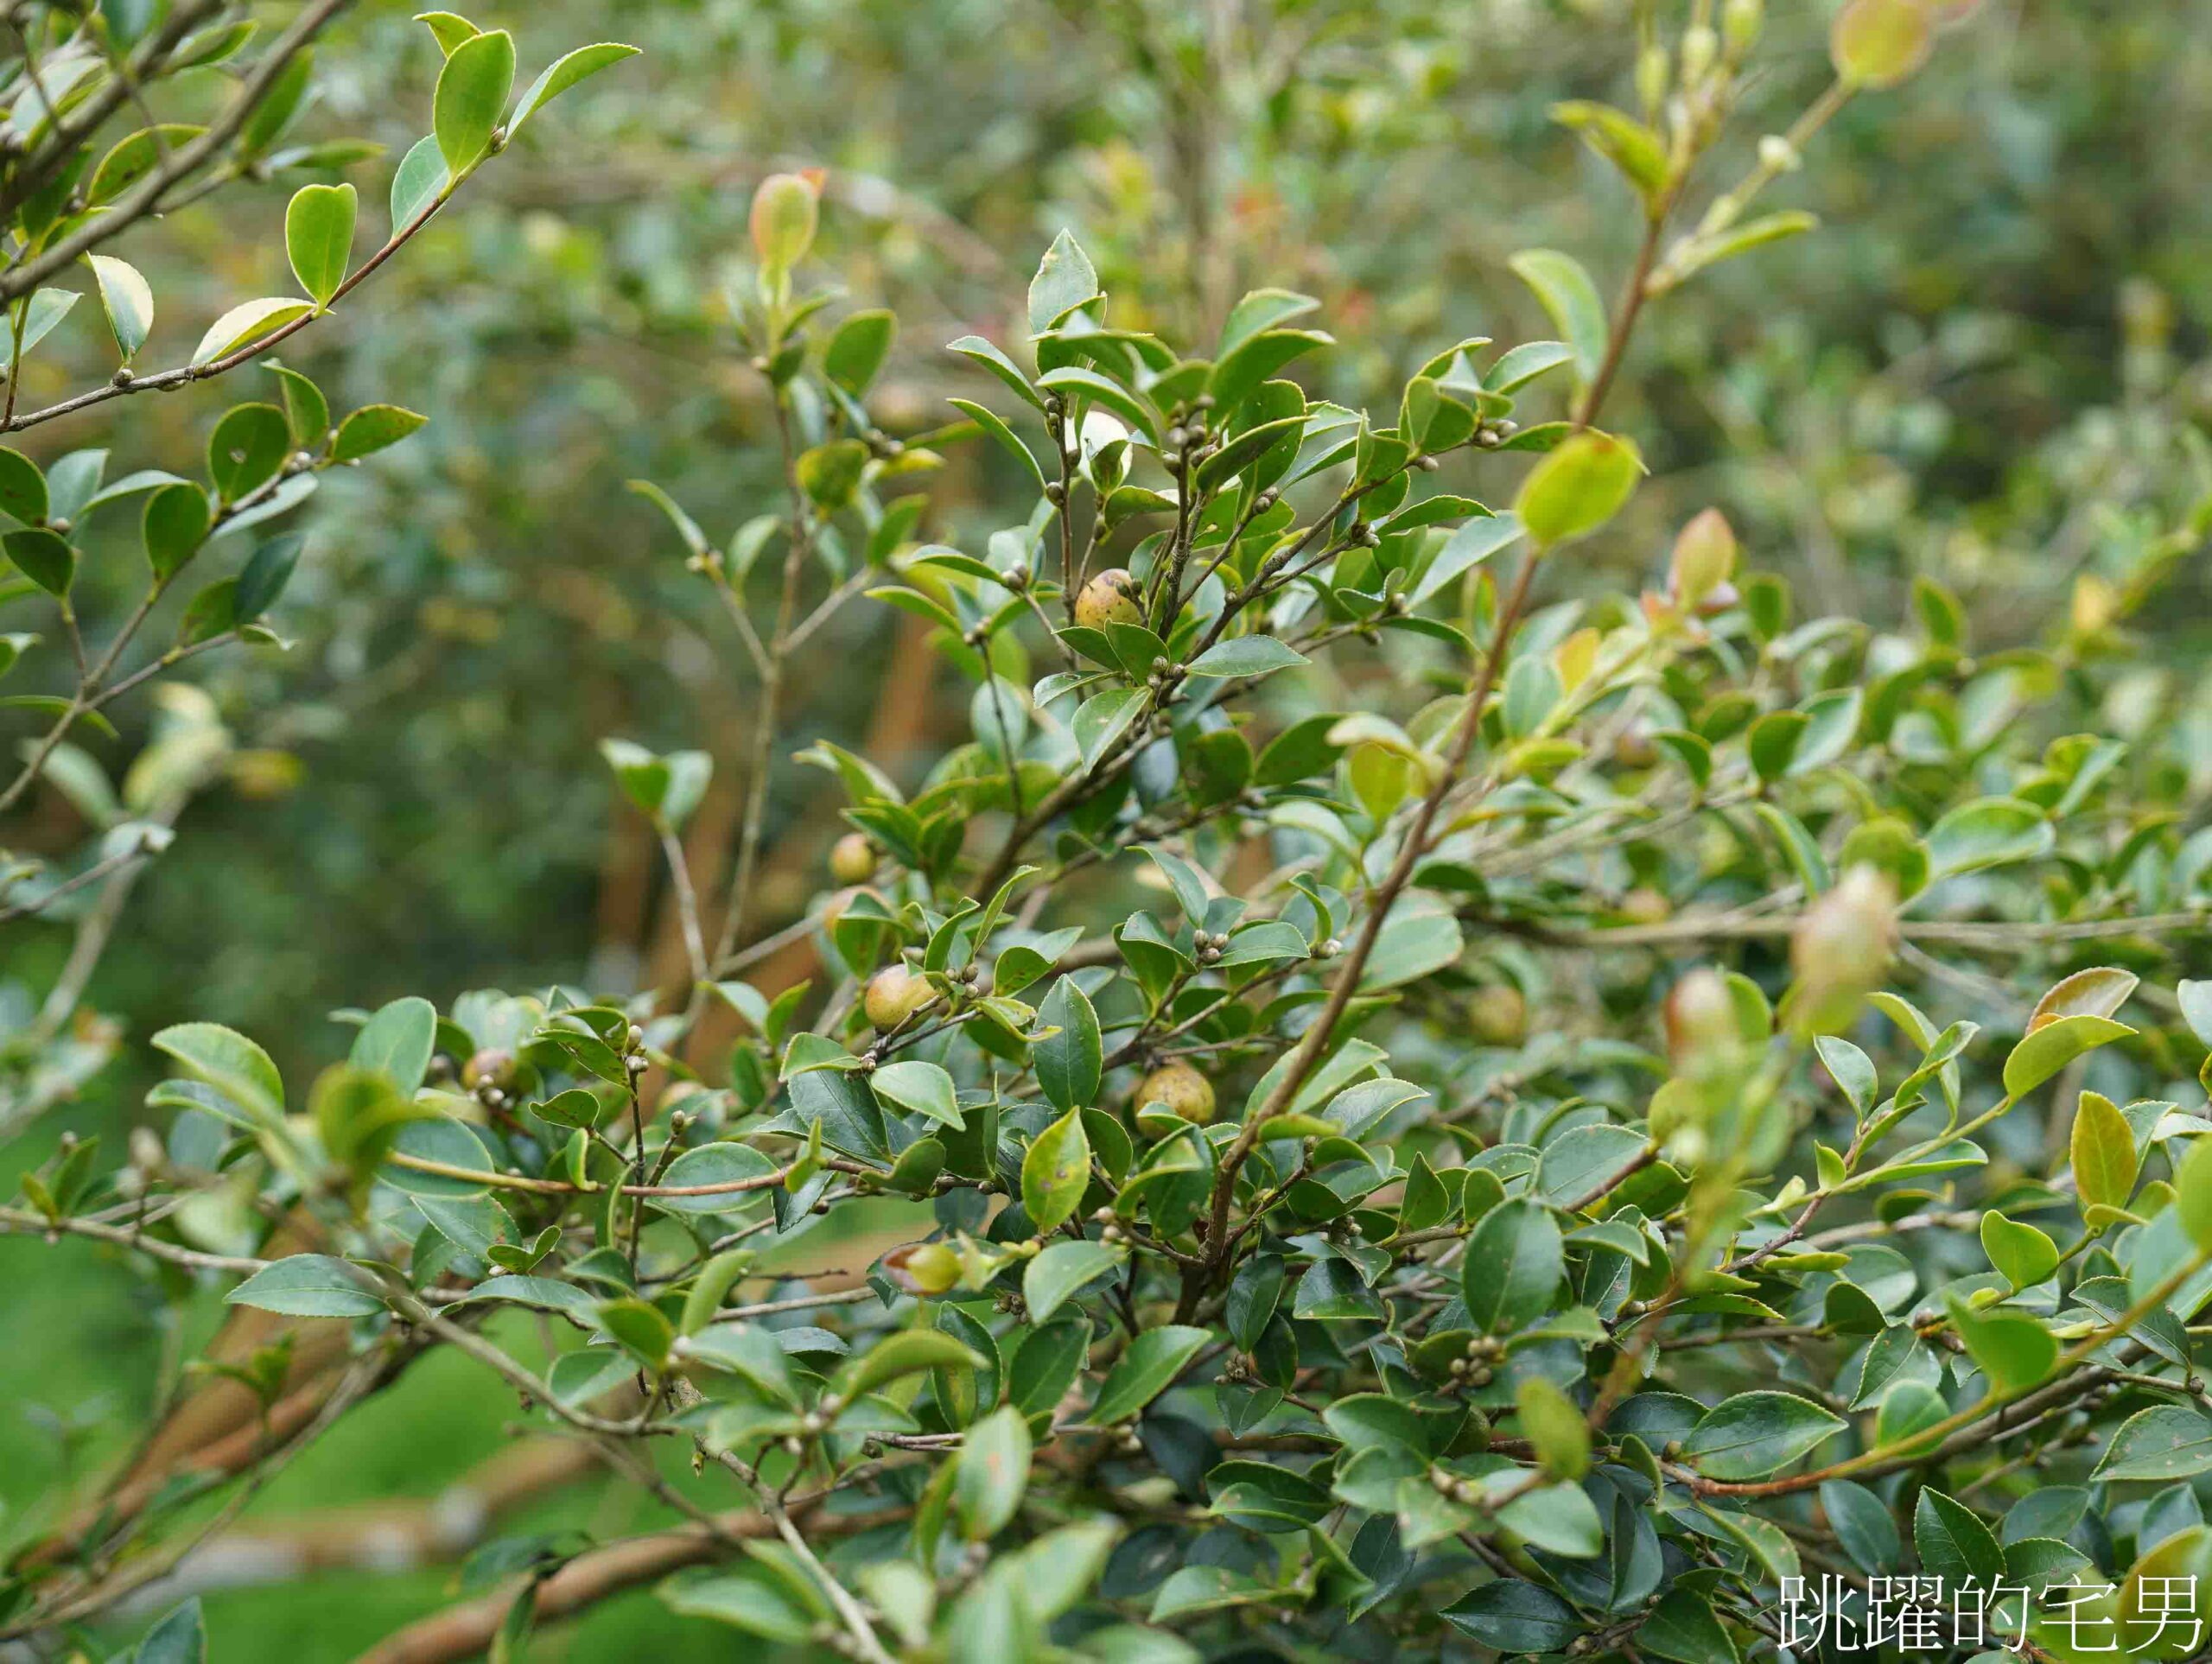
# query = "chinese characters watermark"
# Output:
<box><xmin>1777</xmin><ymin>1572</ymin><xmax>2202</xmax><ymax>1655</ymax></box>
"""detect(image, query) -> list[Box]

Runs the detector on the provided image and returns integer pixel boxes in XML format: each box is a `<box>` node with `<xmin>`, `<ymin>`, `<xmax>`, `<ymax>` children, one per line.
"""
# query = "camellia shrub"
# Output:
<box><xmin>8</xmin><ymin>2</ymin><xmax>2212</xmax><ymax>1661</ymax></box>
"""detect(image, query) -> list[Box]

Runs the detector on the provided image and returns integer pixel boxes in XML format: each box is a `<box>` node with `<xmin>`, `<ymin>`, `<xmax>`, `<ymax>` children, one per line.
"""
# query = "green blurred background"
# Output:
<box><xmin>4</xmin><ymin>0</ymin><xmax>2210</xmax><ymax>1654</ymax></box>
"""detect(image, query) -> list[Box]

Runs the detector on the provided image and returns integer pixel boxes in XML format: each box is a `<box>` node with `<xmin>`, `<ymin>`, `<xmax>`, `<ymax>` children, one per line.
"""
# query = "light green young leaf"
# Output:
<box><xmin>85</xmin><ymin>254</ymin><xmax>154</xmax><ymax>361</ymax></box>
<box><xmin>285</xmin><ymin>182</ymin><xmax>356</xmax><ymax>307</ymax></box>
<box><xmin>432</xmin><ymin>29</ymin><xmax>515</xmax><ymax>175</ymax></box>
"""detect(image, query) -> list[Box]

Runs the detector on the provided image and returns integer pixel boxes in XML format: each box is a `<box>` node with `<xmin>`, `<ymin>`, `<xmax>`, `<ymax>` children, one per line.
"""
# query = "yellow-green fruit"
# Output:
<box><xmin>1136</xmin><ymin>1060</ymin><xmax>1216</xmax><ymax>1124</ymax></box>
<box><xmin>1074</xmin><ymin>568</ymin><xmax>1144</xmax><ymax>632</ymax></box>
<box><xmin>1469</xmin><ymin>985</ymin><xmax>1529</xmax><ymax>1046</ymax></box>
<box><xmin>864</xmin><ymin>962</ymin><xmax>935</xmax><ymax>1031</ymax></box>
<box><xmin>1621</xmin><ymin>886</ymin><xmax>1672</xmax><ymax>926</ymax></box>
<box><xmin>461</xmin><ymin>1047</ymin><xmax>516</xmax><ymax>1091</ymax></box>
<box><xmin>829</xmin><ymin>833</ymin><xmax>878</xmax><ymax>885</ymax></box>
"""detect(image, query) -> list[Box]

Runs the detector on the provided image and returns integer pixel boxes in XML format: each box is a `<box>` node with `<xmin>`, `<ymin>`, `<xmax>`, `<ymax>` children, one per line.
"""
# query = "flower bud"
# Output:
<box><xmin>1635</xmin><ymin>44</ymin><xmax>1670</xmax><ymax>115</ymax></box>
<box><xmin>750</xmin><ymin>171</ymin><xmax>821</xmax><ymax>276</ymax></box>
<box><xmin>1830</xmin><ymin>0</ymin><xmax>1934</xmax><ymax>91</ymax></box>
<box><xmin>882</xmin><ymin>1241</ymin><xmax>962</xmax><ymax>1296</ymax></box>
<box><xmin>1723</xmin><ymin>0</ymin><xmax>1764</xmax><ymax>55</ymax></box>
<box><xmin>1664</xmin><ymin>968</ymin><xmax>1740</xmax><ymax>1079</ymax></box>
<box><xmin>1787</xmin><ymin>865</ymin><xmax>1898</xmax><ymax>1034</ymax></box>
<box><xmin>1680</xmin><ymin>24</ymin><xmax>1719</xmax><ymax>86</ymax></box>
<box><xmin>1668</xmin><ymin>509</ymin><xmax>1738</xmax><ymax>608</ymax></box>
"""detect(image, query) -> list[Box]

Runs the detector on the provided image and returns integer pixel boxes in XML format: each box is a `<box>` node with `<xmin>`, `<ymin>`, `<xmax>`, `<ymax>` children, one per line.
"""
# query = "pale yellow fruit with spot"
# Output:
<box><xmin>1136</xmin><ymin>1060</ymin><xmax>1216</xmax><ymax>1124</ymax></box>
<box><xmin>1469</xmin><ymin>985</ymin><xmax>1529</xmax><ymax>1047</ymax></box>
<box><xmin>864</xmin><ymin>962</ymin><xmax>936</xmax><ymax>1031</ymax></box>
<box><xmin>1074</xmin><ymin>568</ymin><xmax>1144</xmax><ymax>632</ymax></box>
<box><xmin>829</xmin><ymin>832</ymin><xmax>879</xmax><ymax>885</ymax></box>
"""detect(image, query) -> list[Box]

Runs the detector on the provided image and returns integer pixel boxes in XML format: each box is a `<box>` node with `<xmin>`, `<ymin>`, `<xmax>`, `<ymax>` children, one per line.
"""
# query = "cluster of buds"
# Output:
<box><xmin>1447</xmin><ymin>1332</ymin><xmax>1507</xmax><ymax>1389</ymax></box>
<box><xmin>1192</xmin><ymin>926</ymin><xmax>1228</xmax><ymax>966</ymax></box>
<box><xmin>1160</xmin><ymin>397</ymin><xmax>1218</xmax><ymax>473</ymax></box>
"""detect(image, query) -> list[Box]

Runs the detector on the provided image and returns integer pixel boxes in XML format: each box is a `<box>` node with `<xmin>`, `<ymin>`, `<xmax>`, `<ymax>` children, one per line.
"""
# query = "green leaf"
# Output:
<box><xmin>599</xmin><ymin>1298</ymin><xmax>673</xmax><ymax>1367</ymax></box>
<box><xmin>1186</xmin><ymin>635</ymin><xmax>1306</xmax><ymax>681</ymax></box>
<box><xmin>3</xmin><ymin>528</ymin><xmax>74</xmax><ymax>596</ymax></box>
<box><xmin>1514</xmin><ymin>430</ymin><xmax>1643</xmax><ymax>549</ymax></box>
<box><xmin>1023</xmin><ymin>1238</ymin><xmax>1122</xmax><ymax>1324</ymax></box>
<box><xmin>824</xmin><ymin>308</ymin><xmax>897</xmax><ymax>396</ymax></box>
<box><xmin>1550</xmin><ymin>101</ymin><xmax>1670</xmax><ymax>203</ymax></box>
<box><xmin>433</xmin><ymin>29</ymin><xmax>515</xmax><ymax>174</ymax></box>
<box><xmin>1028</xmin><ymin>230</ymin><xmax>1100</xmax><ymax>333</ymax></box>
<box><xmin>133</xmin><ymin>1598</ymin><xmax>208</xmax><ymax>1664</ymax></box>
<box><xmin>2071</xmin><ymin>1090</ymin><xmax>2139</xmax><ymax>1216</ymax></box>
<box><xmin>1442</xmin><ymin>1581</ymin><xmax>1578</xmax><ymax>1653</ymax></box>
<box><xmin>0</xmin><ymin>447</ymin><xmax>46</xmax><ymax>524</ymax></box>
<box><xmin>1925</xmin><ymin>797</ymin><xmax>2054</xmax><ymax>877</ymax></box>
<box><xmin>1033</xmin><ymin>976</ymin><xmax>1102</xmax><ymax>1113</ymax></box>
<box><xmin>1071</xmin><ymin>686</ymin><xmax>1143</xmax><ymax>772</ymax></box>
<box><xmin>1981</xmin><ymin>1210</ymin><xmax>2059</xmax><ymax>1292</ymax></box>
<box><xmin>652</xmin><ymin>1143</ymin><xmax>777</xmax><ymax>1213</ymax></box>
<box><xmin>226</xmin><ymin>1254</ymin><xmax>381</xmax><ymax>1318</ymax></box>
<box><xmin>954</xmin><ymin>1404</ymin><xmax>1032</xmax><ymax>1540</ymax></box>
<box><xmin>348</xmin><ymin>995</ymin><xmax>436</xmax><ymax>1096</ymax></box>
<box><xmin>390</xmin><ymin>134</ymin><xmax>450</xmax><ymax>226</ymax></box>
<box><xmin>143</xmin><ymin>481</ymin><xmax>212</xmax><ymax>580</ymax></box>
<box><xmin>1020</xmin><ymin>1107</ymin><xmax>1090</xmax><ymax>1234</ymax></box>
<box><xmin>206</xmin><ymin>403</ymin><xmax>289</xmax><ymax>503</ymax></box>
<box><xmin>152</xmin><ymin>1021</ymin><xmax>283</xmax><ymax>1123</ymax></box>
<box><xmin>1913</xmin><ymin>1487</ymin><xmax>2004</xmax><ymax>1588</ymax></box>
<box><xmin>1947</xmin><ymin>1294</ymin><xmax>2057</xmax><ymax>1394</ymax></box>
<box><xmin>1683</xmin><ymin>1392</ymin><xmax>1847</xmax><ymax>1481</ymax></box>
<box><xmin>510</xmin><ymin>41</ymin><xmax>639</xmax><ymax>136</ymax></box>
<box><xmin>869</xmin><ymin>1059</ymin><xmax>961</xmax><ymax>1127</ymax></box>
<box><xmin>2176</xmin><ymin>1135</ymin><xmax>2212</xmax><ymax>1254</ymax></box>
<box><xmin>2094</xmin><ymin>1405</ymin><xmax>2212</xmax><ymax>1482</ymax></box>
<box><xmin>284</xmin><ymin>182</ymin><xmax>356</xmax><ymax>307</ymax></box>
<box><xmin>234</xmin><ymin>531</ymin><xmax>304</xmax><ymax>622</ymax></box>
<box><xmin>1460</xmin><ymin>1197</ymin><xmax>1562</xmax><ymax>1335</ymax></box>
<box><xmin>414</xmin><ymin>12</ymin><xmax>480</xmax><ymax>54</ymax></box>
<box><xmin>332</xmin><ymin>404</ymin><xmax>429</xmax><ymax>462</ymax></box>
<box><xmin>86</xmin><ymin>254</ymin><xmax>154</xmax><ymax>361</ymax></box>
<box><xmin>946</xmin><ymin>398</ymin><xmax>1045</xmax><ymax>491</ymax></box>
<box><xmin>192</xmin><ymin>298</ymin><xmax>314</xmax><ymax>367</ymax></box>
<box><xmin>840</xmin><ymin>1328</ymin><xmax>985</xmax><ymax>1398</ymax></box>
<box><xmin>1509</xmin><ymin>250</ymin><xmax>1608</xmax><ymax>388</ymax></box>
<box><xmin>2002</xmin><ymin>1013</ymin><xmax>2133</xmax><ymax>1099</ymax></box>
<box><xmin>659</xmin><ymin>1573</ymin><xmax>811</xmax><ymax>1644</ymax></box>
<box><xmin>1089</xmin><ymin>1324</ymin><xmax>1209</xmax><ymax>1425</ymax></box>
<box><xmin>1639</xmin><ymin>1590</ymin><xmax>1738</xmax><ymax>1664</ymax></box>
<box><xmin>86</xmin><ymin>124</ymin><xmax>206</xmax><ymax>206</ymax></box>
<box><xmin>1517</xmin><ymin>1375</ymin><xmax>1591</xmax><ymax>1480</ymax></box>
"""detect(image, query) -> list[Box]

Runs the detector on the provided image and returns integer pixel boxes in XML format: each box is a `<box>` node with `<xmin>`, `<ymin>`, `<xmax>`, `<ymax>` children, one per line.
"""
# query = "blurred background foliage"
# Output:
<box><xmin>4</xmin><ymin>0</ymin><xmax>2209</xmax><ymax>1654</ymax></box>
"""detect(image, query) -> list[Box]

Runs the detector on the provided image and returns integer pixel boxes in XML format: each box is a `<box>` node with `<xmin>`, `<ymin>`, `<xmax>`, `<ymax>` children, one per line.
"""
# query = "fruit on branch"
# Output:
<box><xmin>1468</xmin><ymin>984</ymin><xmax>1529</xmax><ymax>1046</ymax></box>
<box><xmin>829</xmin><ymin>832</ymin><xmax>879</xmax><ymax>884</ymax></box>
<box><xmin>1135</xmin><ymin>1060</ymin><xmax>1216</xmax><ymax>1124</ymax></box>
<box><xmin>1074</xmin><ymin>568</ymin><xmax>1144</xmax><ymax>631</ymax></box>
<box><xmin>863</xmin><ymin>962</ymin><xmax>936</xmax><ymax>1030</ymax></box>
